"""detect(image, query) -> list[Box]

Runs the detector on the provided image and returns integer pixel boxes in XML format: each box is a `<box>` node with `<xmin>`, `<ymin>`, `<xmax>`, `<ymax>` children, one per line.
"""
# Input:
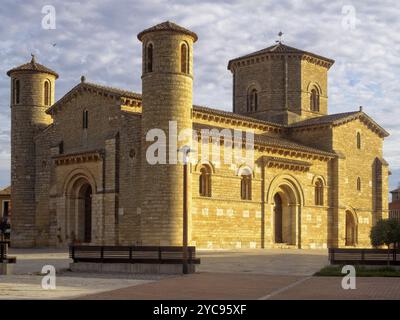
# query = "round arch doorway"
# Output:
<box><xmin>272</xmin><ymin>186</ymin><xmax>299</xmax><ymax>246</ymax></box>
<box><xmin>65</xmin><ymin>178</ymin><xmax>93</xmax><ymax>244</ymax></box>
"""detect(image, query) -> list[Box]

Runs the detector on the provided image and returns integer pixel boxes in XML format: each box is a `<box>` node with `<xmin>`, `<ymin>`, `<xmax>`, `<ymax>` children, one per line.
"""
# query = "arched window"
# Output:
<box><xmin>199</xmin><ymin>165</ymin><xmax>211</xmax><ymax>197</ymax></box>
<box><xmin>13</xmin><ymin>79</ymin><xmax>20</xmax><ymax>104</ymax></box>
<box><xmin>247</xmin><ymin>88</ymin><xmax>258</xmax><ymax>112</ymax></box>
<box><xmin>83</xmin><ymin>110</ymin><xmax>89</xmax><ymax>129</ymax></box>
<box><xmin>146</xmin><ymin>43</ymin><xmax>153</xmax><ymax>73</ymax></box>
<box><xmin>240</xmin><ymin>174</ymin><xmax>252</xmax><ymax>200</ymax></box>
<box><xmin>315</xmin><ymin>179</ymin><xmax>324</xmax><ymax>206</ymax></box>
<box><xmin>357</xmin><ymin>177</ymin><xmax>361</xmax><ymax>191</ymax></box>
<box><xmin>44</xmin><ymin>80</ymin><xmax>51</xmax><ymax>106</ymax></box>
<box><xmin>180</xmin><ymin>43</ymin><xmax>189</xmax><ymax>74</ymax></box>
<box><xmin>310</xmin><ymin>87</ymin><xmax>320</xmax><ymax>112</ymax></box>
<box><xmin>357</xmin><ymin>132</ymin><xmax>361</xmax><ymax>149</ymax></box>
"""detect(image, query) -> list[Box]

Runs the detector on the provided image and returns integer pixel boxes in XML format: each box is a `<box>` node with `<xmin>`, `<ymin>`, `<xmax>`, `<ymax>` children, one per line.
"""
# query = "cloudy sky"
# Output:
<box><xmin>0</xmin><ymin>0</ymin><xmax>399</xmax><ymax>194</ymax></box>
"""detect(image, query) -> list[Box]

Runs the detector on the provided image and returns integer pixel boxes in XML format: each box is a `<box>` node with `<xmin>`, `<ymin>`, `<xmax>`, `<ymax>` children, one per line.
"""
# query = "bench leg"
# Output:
<box><xmin>0</xmin><ymin>263</ymin><xmax>14</xmax><ymax>275</ymax></box>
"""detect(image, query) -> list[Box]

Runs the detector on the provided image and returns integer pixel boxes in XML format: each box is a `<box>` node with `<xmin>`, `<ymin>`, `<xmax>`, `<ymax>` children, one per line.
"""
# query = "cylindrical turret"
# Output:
<box><xmin>138</xmin><ymin>21</ymin><xmax>197</xmax><ymax>245</ymax></box>
<box><xmin>7</xmin><ymin>55</ymin><xmax>58</xmax><ymax>247</ymax></box>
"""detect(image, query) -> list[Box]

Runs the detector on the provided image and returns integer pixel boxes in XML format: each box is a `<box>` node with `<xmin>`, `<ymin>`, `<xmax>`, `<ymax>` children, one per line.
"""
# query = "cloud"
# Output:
<box><xmin>0</xmin><ymin>0</ymin><xmax>399</xmax><ymax>191</ymax></box>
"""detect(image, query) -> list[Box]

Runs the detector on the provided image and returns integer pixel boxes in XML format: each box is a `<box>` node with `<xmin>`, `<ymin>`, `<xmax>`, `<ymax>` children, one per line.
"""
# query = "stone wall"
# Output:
<box><xmin>116</xmin><ymin>112</ymin><xmax>142</xmax><ymax>245</ymax></box>
<box><xmin>10</xmin><ymin>71</ymin><xmax>55</xmax><ymax>247</ymax></box>
<box><xmin>190</xmin><ymin>138</ymin><xmax>331</xmax><ymax>249</ymax></box>
<box><xmin>331</xmin><ymin>119</ymin><xmax>388</xmax><ymax>247</ymax></box>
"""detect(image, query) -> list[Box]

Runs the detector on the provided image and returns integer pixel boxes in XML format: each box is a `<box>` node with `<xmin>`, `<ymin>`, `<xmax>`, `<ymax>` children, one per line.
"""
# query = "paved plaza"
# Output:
<box><xmin>196</xmin><ymin>249</ymin><xmax>329</xmax><ymax>275</ymax></box>
<box><xmin>80</xmin><ymin>272</ymin><xmax>400</xmax><ymax>300</ymax></box>
<box><xmin>0</xmin><ymin>248</ymin><xmax>398</xmax><ymax>299</ymax></box>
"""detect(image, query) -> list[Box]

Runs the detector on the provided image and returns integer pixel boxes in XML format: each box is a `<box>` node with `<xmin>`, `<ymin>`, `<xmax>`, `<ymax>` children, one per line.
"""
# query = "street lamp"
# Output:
<box><xmin>178</xmin><ymin>145</ymin><xmax>194</xmax><ymax>274</ymax></box>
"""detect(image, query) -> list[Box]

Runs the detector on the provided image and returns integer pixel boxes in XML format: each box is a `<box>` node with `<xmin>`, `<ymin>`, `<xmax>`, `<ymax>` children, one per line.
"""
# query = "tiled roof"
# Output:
<box><xmin>46</xmin><ymin>81</ymin><xmax>283</xmax><ymax>129</ymax></box>
<box><xmin>45</xmin><ymin>80</ymin><xmax>388</xmax><ymax>139</ymax></box>
<box><xmin>192</xmin><ymin>123</ymin><xmax>336</xmax><ymax>157</ymax></box>
<box><xmin>137</xmin><ymin>21</ymin><xmax>198</xmax><ymax>42</ymax></box>
<box><xmin>0</xmin><ymin>186</ymin><xmax>10</xmax><ymax>196</ymax></box>
<box><xmin>289</xmin><ymin>111</ymin><xmax>389</xmax><ymax>137</ymax></box>
<box><xmin>7</xmin><ymin>55</ymin><xmax>59</xmax><ymax>78</ymax></box>
<box><xmin>255</xmin><ymin>134</ymin><xmax>335</xmax><ymax>157</ymax></box>
<box><xmin>46</xmin><ymin>80</ymin><xmax>141</xmax><ymax>114</ymax></box>
<box><xmin>80</xmin><ymin>81</ymin><xmax>141</xmax><ymax>99</ymax></box>
<box><xmin>228</xmin><ymin>42</ymin><xmax>334</xmax><ymax>69</ymax></box>
<box><xmin>193</xmin><ymin>105</ymin><xmax>284</xmax><ymax>129</ymax></box>
<box><xmin>290</xmin><ymin>111</ymin><xmax>361</xmax><ymax>127</ymax></box>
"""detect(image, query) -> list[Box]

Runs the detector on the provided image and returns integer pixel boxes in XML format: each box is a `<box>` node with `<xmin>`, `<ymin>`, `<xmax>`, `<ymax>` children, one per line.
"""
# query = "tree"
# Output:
<box><xmin>370</xmin><ymin>218</ymin><xmax>400</xmax><ymax>265</ymax></box>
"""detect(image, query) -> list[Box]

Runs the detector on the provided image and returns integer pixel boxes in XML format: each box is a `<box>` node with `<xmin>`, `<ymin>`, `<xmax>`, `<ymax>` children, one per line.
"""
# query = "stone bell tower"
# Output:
<box><xmin>228</xmin><ymin>42</ymin><xmax>334</xmax><ymax>125</ymax></box>
<box><xmin>138</xmin><ymin>21</ymin><xmax>197</xmax><ymax>245</ymax></box>
<box><xmin>7</xmin><ymin>55</ymin><xmax>58</xmax><ymax>247</ymax></box>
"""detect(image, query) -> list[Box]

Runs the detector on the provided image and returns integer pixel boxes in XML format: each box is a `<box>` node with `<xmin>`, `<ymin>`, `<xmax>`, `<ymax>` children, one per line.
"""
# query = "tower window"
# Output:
<box><xmin>357</xmin><ymin>132</ymin><xmax>361</xmax><ymax>149</ymax></box>
<box><xmin>315</xmin><ymin>178</ymin><xmax>324</xmax><ymax>206</ymax></box>
<box><xmin>44</xmin><ymin>80</ymin><xmax>51</xmax><ymax>106</ymax></box>
<box><xmin>146</xmin><ymin>43</ymin><xmax>153</xmax><ymax>73</ymax></box>
<box><xmin>13</xmin><ymin>79</ymin><xmax>20</xmax><ymax>104</ymax></box>
<box><xmin>310</xmin><ymin>87</ymin><xmax>320</xmax><ymax>112</ymax></box>
<box><xmin>83</xmin><ymin>110</ymin><xmax>89</xmax><ymax>129</ymax></box>
<box><xmin>240</xmin><ymin>174</ymin><xmax>252</xmax><ymax>200</ymax></box>
<box><xmin>180</xmin><ymin>43</ymin><xmax>189</xmax><ymax>74</ymax></box>
<box><xmin>357</xmin><ymin>177</ymin><xmax>361</xmax><ymax>191</ymax></box>
<box><xmin>247</xmin><ymin>88</ymin><xmax>258</xmax><ymax>112</ymax></box>
<box><xmin>199</xmin><ymin>165</ymin><xmax>211</xmax><ymax>197</ymax></box>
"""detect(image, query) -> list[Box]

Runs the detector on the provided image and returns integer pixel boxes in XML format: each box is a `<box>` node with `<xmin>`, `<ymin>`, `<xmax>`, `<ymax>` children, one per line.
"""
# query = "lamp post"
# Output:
<box><xmin>178</xmin><ymin>146</ymin><xmax>193</xmax><ymax>274</ymax></box>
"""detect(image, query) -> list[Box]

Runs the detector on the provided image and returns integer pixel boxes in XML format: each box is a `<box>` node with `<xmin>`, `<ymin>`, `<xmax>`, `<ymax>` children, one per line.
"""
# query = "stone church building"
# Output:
<box><xmin>7</xmin><ymin>21</ymin><xmax>389</xmax><ymax>249</ymax></box>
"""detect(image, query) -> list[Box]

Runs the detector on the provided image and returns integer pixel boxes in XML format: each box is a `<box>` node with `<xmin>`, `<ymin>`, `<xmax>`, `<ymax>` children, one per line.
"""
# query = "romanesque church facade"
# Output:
<box><xmin>7</xmin><ymin>21</ymin><xmax>389</xmax><ymax>249</ymax></box>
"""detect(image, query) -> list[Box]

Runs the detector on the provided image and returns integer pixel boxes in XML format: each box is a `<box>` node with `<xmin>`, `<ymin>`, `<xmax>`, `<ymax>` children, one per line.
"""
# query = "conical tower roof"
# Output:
<box><xmin>137</xmin><ymin>21</ymin><xmax>198</xmax><ymax>42</ymax></box>
<box><xmin>228</xmin><ymin>42</ymin><xmax>334</xmax><ymax>70</ymax></box>
<box><xmin>7</xmin><ymin>54</ymin><xmax>59</xmax><ymax>78</ymax></box>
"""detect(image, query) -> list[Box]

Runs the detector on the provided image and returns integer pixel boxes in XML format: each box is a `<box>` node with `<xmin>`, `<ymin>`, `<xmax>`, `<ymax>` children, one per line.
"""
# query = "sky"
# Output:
<box><xmin>0</xmin><ymin>0</ymin><xmax>399</xmax><ymax>195</ymax></box>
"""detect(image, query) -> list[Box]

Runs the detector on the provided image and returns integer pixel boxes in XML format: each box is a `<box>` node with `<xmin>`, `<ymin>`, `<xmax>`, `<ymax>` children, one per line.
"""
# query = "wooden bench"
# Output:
<box><xmin>69</xmin><ymin>245</ymin><xmax>200</xmax><ymax>265</ymax></box>
<box><xmin>329</xmin><ymin>248</ymin><xmax>400</xmax><ymax>265</ymax></box>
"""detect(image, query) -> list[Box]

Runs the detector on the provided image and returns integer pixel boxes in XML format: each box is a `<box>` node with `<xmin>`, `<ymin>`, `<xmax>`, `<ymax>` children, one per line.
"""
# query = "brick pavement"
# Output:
<box><xmin>78</xmin><ymin>272</ymin><xmax>400</xmax><ymax>300</ymax></box>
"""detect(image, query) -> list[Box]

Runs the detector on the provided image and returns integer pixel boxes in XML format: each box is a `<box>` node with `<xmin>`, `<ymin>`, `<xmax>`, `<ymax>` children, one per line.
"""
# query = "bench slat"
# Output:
<box><xmin>69</xmin><ymin>245</ymin><xmax>200</xmax><ymax>265</ymax></box>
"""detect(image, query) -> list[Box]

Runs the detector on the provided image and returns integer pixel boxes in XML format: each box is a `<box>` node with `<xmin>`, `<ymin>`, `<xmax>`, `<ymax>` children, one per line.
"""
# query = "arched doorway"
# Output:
<box><xmin>65</xmin><ymin>177</ymin><xmax>94</xmax><ymax>244</ymax></box>
<box><xmin>267</xmin><ymin>175</ymin><xmax>304</xmax><ymax>248</ymax></box>
<box><xmin>272</xmin><ymin>186</ymin><xmax>298</xmax><ymax>245</ymax></box>
<box><xmin>274</xmin><ymin>193</ymin><xmax>283</xmax><ymax>243</ymax></box>
<box><xmin>75</xmin><ymin>182</ymin><xmax>92</xmax><ymax>243</ymax></box>
<box><xmin>345</xmin><ymin>211</ymin><xmax>357</xmax><ymax>246</ymax></box>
